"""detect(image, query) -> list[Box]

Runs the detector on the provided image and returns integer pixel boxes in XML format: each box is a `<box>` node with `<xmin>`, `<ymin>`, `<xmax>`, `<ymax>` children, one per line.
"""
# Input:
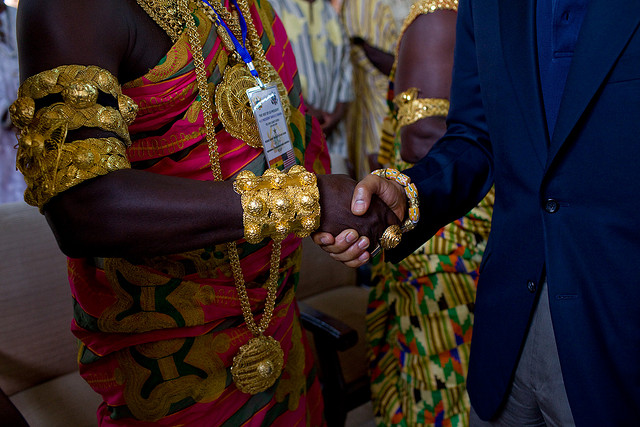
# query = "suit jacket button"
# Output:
<box><xmin>544</xmin><ymin>198</ymin><xmax>559</xmax><ymax>213</ymax></box>
<box><xmin>527</xmin><ymin>281</ymin><xmax>537</xmax><ymax>293</ymax></box>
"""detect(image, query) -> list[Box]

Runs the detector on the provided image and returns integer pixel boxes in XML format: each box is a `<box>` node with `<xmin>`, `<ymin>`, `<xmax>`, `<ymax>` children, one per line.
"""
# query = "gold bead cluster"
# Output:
<box><xmin>234</xmin><ymin>166</ymin><xmax>320</xmax><ymax>244</ymax></box>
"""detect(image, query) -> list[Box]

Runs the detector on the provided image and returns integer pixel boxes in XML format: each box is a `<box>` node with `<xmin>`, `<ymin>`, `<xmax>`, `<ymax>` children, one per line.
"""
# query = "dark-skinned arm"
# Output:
<box><xmin>320</xmin><ymin>101</ymin><xmax>348</xmax><ymax>138</ymax></box>
<box><xmin>17</xmin><ymin>0</ymin><xmax>240</xmax><ymax>259</ymax></box>
<box><xmin>17</xmin><ymin>0</ymin><xmax>397</xmax><ymax>259</ymax></box>
<box><xmin>351</xmin><ymin>36</ymin><xmax>394</xmax><ymax>76</ymax></box>
<box><xmin>394</xmin><ymin>10</ymin><xmax>457</xmax><ymax>163</ymax></box>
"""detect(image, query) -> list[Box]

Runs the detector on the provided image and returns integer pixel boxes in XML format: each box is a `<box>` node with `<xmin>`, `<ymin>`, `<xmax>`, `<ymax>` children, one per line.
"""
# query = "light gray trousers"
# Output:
<box><xmin>470</xmin><ymin>280</ymin><xmax>575</xmax><ymax>426</ymax></box>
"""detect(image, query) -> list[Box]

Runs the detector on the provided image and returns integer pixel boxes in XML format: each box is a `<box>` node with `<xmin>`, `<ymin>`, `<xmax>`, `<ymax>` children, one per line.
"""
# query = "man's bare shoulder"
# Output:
<box><xmin>18</xmin><ymin>0</ymin><xmax>173</xmax><ymax>83</ymax></box>
<box><xmin>17</xmin><ymin>0</ymin><xmax>132</xmax><ymax>79</ymax></box>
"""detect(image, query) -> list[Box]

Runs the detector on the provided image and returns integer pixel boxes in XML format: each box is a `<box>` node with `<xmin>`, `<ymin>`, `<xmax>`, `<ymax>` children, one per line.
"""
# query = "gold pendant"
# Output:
<box><xmin>231</xmin><ymin>334</ymin><xmax>284</xmax><ymax>394</ymax></box>
<box><xmin>215</xmin><ymin>60</ymin><xmax>291</xmax><ymax>149</ymax></box>
<box><xmin>380</xmin><ymin>224</ymin><xmax>403</xmax><ymax>250</ymax></box>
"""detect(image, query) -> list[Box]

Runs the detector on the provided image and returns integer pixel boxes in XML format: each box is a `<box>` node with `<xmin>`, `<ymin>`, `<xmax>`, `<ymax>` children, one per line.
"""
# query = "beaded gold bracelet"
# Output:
<box><xmin>370</xmin><ymin>168</ymin><xmax>420</xmax><ymax>256</ymax></box>
<box><xmin>233</xmin><ymin>166</ymin><xmax>320</xmax><ymax>244</ymax></box>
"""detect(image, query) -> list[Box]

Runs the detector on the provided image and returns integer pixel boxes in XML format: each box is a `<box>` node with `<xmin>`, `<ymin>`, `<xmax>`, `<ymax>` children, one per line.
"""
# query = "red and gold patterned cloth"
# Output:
<box><xmin>68</xmin><ymin>1</ymin><xmax>329</xmax><ymax>424</ymax></box>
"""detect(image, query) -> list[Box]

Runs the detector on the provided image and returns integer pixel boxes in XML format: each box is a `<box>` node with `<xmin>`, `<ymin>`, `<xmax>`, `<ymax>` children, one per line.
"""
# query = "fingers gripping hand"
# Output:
<box><xmin>317</xmin><ymin>174</ymin><xmax>398</xmax><ymax>241</ymax></box>
<box><xmin>330</xmin><ymin>230</ymin><xmax>371</xmax><ymax>267</ymax></box>
<box><xmin>315</xmin><ymin>173</ymin><xmax>401</xmax><ymax>268</ymax></box>
<box><xmin>313</xmin><ymin>229</ymin><xmax>371</xmax><ymax>268</ymax></box>
<box><xmin>352</xmin><ymin>175</ymin><xmax>406</xmax><ymax>220</ymax></box>
<box><xmin>311</xmin><ymin>232</ymin><xmax>335</xmax><ymax>247</ymax></box>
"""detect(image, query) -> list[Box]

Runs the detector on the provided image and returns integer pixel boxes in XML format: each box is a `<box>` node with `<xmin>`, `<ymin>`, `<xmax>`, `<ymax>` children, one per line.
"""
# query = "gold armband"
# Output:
<box><xmin>394</xmin><ymin>87</ymin><xmax>449</xmax><ymax>129</ymax></box>
<box><xmin>18</xmin><ymin>135</ymin><xmax>130</xmax><ymax>209</ymax></box>
<box><xmin>234</xmin><ymin>166</ymin><xmax>320</xmax><ymax>244</ymax></box>
<box><xmin>28</xmin><ymin>102</ymin><xmax>132</xmax><ymax>144</ymax></box>
<box><xmin>10</xmin><ymin>65</ymin><xmax>138</xmax><ymax>143</ymax></box>
<box><xmin>9</xmin><ymin>65</ymin><xmax>137</xmax><ymax>210</ymax></box>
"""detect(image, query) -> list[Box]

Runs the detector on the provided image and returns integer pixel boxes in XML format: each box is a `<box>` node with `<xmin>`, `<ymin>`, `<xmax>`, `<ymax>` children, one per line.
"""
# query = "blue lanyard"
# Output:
<box><xmin>201</xmin><ymin>0</ymin><xmax>265</xmax><ymax>87</ymax></box>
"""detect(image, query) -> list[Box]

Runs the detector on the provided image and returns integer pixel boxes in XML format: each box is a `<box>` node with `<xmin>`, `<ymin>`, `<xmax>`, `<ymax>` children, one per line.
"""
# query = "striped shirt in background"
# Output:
<box><xmin>0</xmin><ymin>4</ymin><xmax>24</xmax><ymax>204</ymax></box>
<box><xmin>270</xmin><ymin>0</ymin><xmax>354</xmax><ymax>167</ymax></box>
<box><xmin>342</xmin><ymin>0</ymin><xmax>414</xmax><ymax>179</ymax></box>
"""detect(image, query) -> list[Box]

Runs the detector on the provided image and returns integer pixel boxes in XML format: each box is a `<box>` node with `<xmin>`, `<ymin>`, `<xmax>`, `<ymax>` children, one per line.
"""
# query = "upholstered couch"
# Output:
<box><xmin>0</xmin><ymin>201</ymin><xmax>101</xmax><ymax>426</ymax></box>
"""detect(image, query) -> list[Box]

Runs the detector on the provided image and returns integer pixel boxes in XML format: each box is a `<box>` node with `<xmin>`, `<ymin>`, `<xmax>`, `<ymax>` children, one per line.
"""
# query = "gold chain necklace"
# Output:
<box><xmin>139</xmin><ymin>0</ymin><xmax>286</xmax><ymax>394</ymax></box>
<box><xmin>137</xmin><ymin>0</ymin><xmax>186</xmax><ymax>43</ymax></box>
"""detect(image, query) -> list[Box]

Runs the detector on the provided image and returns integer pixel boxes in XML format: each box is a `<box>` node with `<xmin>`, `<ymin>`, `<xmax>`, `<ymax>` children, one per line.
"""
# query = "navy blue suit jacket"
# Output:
<box><xmin>388</xmin><ymin>0</ymin><xmax>640</xmax><ymax>424</ymax></box>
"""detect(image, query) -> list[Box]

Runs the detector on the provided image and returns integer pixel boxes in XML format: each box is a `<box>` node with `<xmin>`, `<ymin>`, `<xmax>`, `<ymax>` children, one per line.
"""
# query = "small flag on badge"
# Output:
<box><xmin>283</xmin><ymin>150</ymin><xmax>296</xmax><ymax>169</ymax></box>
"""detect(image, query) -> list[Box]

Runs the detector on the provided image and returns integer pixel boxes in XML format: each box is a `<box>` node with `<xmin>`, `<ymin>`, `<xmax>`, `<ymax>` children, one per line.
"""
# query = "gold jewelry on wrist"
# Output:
<box><xmin>394</xmin><ymin>87</ymin><xmax>449</xmax><ymax>129</ymax></box>
<box><xmin>370</xmin><ymin>168</ymin><xmax>420</xmax><ymax>253</ymax></box>
<box><xmin>234</xmin><ymin>166</ymin><xmax>320</xmax><ymax>244</ymax></box>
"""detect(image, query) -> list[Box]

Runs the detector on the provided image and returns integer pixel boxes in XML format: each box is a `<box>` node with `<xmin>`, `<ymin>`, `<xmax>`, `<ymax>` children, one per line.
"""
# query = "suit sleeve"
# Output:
<box><xmin>386</xmin><ymin>0</ymin><xmax>494</xmax><ymax>263</ymax></box>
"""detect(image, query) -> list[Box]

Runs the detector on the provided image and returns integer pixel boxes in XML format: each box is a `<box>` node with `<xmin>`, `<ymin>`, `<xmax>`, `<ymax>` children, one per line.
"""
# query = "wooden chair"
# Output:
<box><xmin>0</xmin><ymin>201</ymin><xmax>102</xmax><ymax>426</ymax></box>
<box><xmin>297</xmin><ymin>238</ymin><xmax>372</xmax><ymax>427</ymax></box>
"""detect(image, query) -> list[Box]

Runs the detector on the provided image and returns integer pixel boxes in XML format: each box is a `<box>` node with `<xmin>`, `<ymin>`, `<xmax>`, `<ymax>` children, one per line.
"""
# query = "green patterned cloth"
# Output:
<box><xmin>368</xmin><ymin>189</ymin><xmax>493</xmax><ymax>426</ymax></box>
<box><xmin>366</xmin><ymin>2</ymin><xmax>494</xmax><ymax>424</ymax></box>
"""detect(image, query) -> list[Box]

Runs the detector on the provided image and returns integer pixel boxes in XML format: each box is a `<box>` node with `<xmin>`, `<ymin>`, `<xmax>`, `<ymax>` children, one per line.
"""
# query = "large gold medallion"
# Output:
<box><xmin>215</xmin><ymin>60</ymin><xmax>291</xmax><ymax>149</ymax></box>
<box><xmin>231</xmin><ymin>334</ymin><xmax>284</xmax><ymax>394</ymax></box>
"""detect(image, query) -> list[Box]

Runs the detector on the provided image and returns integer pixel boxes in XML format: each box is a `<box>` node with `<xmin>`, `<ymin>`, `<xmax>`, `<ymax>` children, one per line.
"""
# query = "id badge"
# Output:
<box><xmin>246</xmin><ymin>85</ymin><xmax>297</xmax><ymax>170</ymax></box>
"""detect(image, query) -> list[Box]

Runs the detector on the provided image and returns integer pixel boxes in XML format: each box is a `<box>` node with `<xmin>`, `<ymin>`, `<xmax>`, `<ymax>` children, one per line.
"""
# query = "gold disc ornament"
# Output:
<box><xmin>231</xmin><ymin>334</ymin><xmax>284</xmax><ymax>394</ymax></box>
<box><xmin>215</xmin><ymin>60</ymin><xmax>291</xmax><ymax>149</ymax></box>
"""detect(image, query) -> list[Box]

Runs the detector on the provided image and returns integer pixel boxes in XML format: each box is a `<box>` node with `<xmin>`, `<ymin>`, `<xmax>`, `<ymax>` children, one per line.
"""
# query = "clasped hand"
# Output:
<box><xmin>315</xmin><ymin>174</ymin><xmax>407</xmax><ymax>267</ymax></box>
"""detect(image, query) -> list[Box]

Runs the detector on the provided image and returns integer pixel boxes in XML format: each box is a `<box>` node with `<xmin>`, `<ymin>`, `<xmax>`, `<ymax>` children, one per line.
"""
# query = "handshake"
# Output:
<box><xmin>311</xmin><ymin>170</ymin><xmax>416</xmax><ymax>267</ymax></box>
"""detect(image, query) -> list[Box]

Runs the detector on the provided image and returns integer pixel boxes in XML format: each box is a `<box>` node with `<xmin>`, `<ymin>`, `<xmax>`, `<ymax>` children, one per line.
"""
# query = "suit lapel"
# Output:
<box><xmin>499</xmin><ymin>0</ymin><xmax>548</xmax><ymax>168</ymax></box>
<box><xmin>548</xmin><ymin>0</ymin><xmax>640</xmax><ymax>165</ymax></box>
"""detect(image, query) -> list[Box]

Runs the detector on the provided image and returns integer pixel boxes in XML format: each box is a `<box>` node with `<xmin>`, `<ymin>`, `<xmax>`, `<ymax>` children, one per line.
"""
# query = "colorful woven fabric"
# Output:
<box><xmin>367</xmin><ymin>195</ymin><xmax>493</xmax><ymax>426</ymax></box>
<box><xmin>68</xmin><ymin>1</ymin><xmax>329</xmax><ymax>425</ymax></box>
<box><xmin>367</xmin><ymin>1</ymin><xmax>494</xmax><ymax>426</ymax></box>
